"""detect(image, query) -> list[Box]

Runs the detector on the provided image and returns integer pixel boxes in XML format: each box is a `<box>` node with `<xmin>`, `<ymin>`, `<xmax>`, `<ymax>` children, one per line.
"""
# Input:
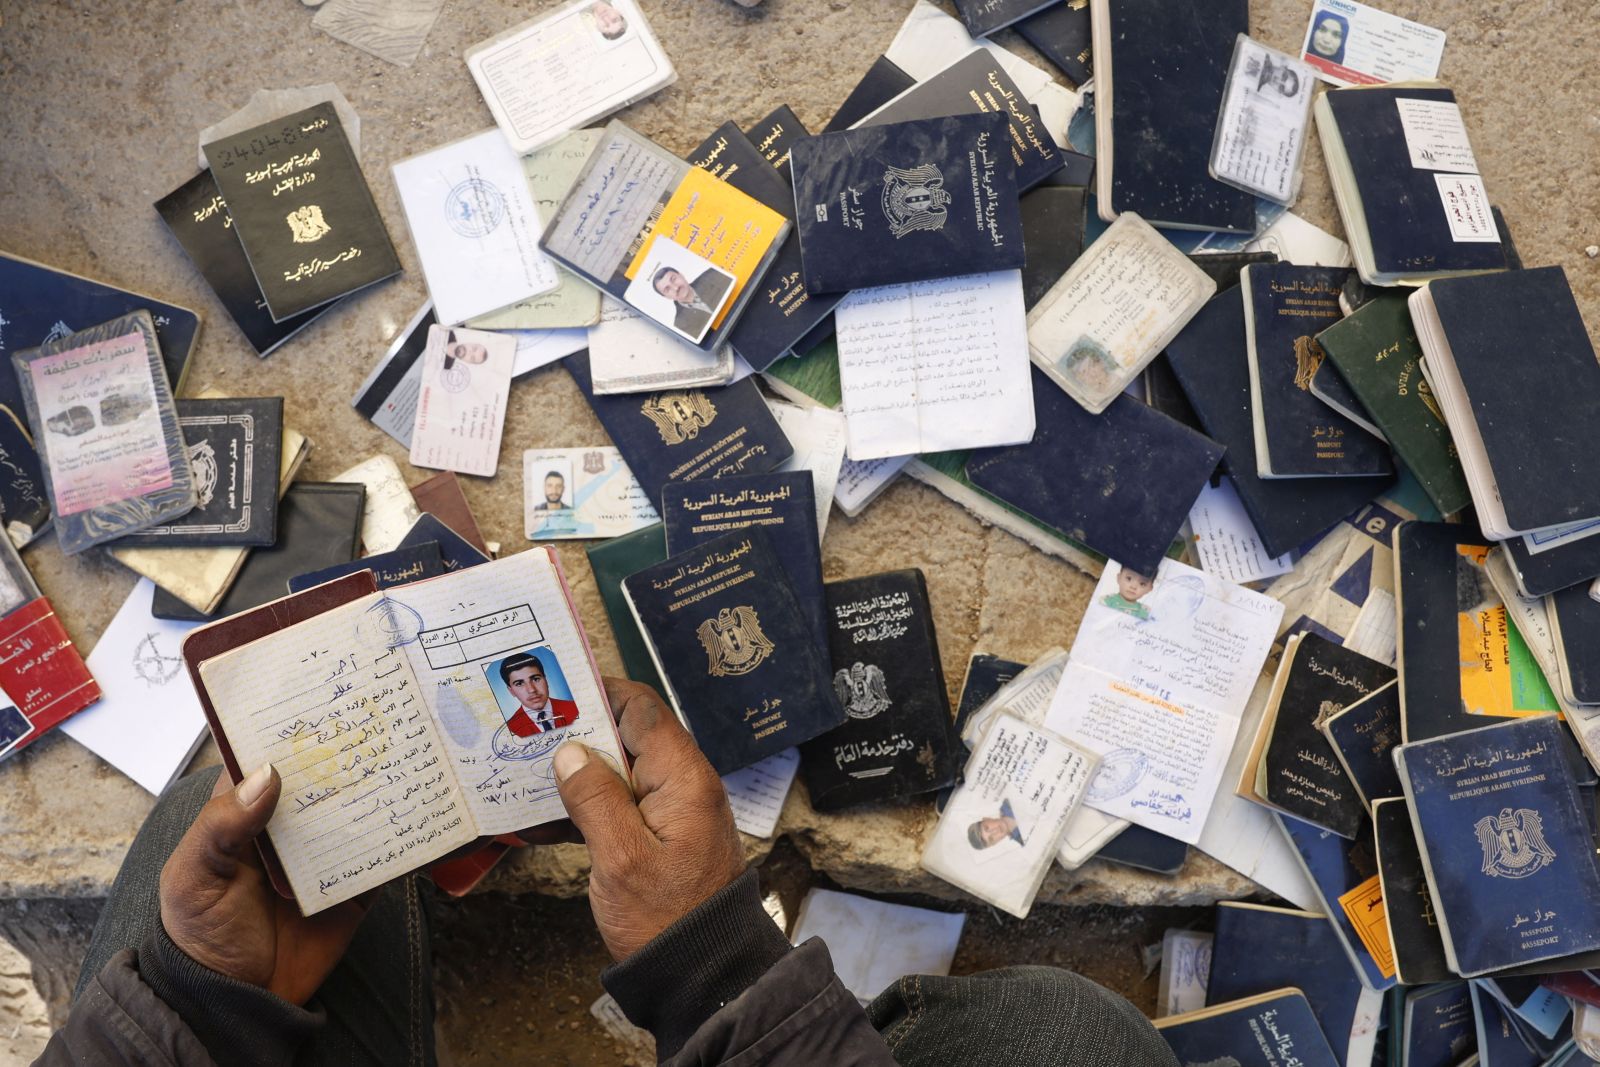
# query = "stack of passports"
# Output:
<box><xmin>1396</xmin><ymin>716</ymin><xmax>1600</xmax><ymax>977</ymax></box>
<box><xmin>790</xmin><ymin>112</ymin><xmax>1025</xmax><ymax>295</ymax></box>
<box><xmin>1242</xmin><ymin>264</ymin><xmax>1393</xmax><ymax>480</ymax></box>
<box><xmin>1165</xmin><ymin>285</ymin><xmax>1394</xmax><ymax>558</ymax></box>
<box><xmin>1372</xmin><ymin>797</ymin><xmax>1452</xmax><ymax>986</ymax></box>
<box><xmin>585</xmin><ymin>524</ymin><xmax>668</xmax><ymax>695</ymax></box>
<box><xmin>623</xmin><ymin>528</ymin><xmax>844</xmax><ymax>775</ymax></box>
<box><xmin>800</xmin><ymin>570</ymin><xmax>961</xmax><ymax>811</ymax></box>
<box><xmin>1315</xmin><ymin>292</ymin><xmax>1470</xmax><ymax>517</ymax></box>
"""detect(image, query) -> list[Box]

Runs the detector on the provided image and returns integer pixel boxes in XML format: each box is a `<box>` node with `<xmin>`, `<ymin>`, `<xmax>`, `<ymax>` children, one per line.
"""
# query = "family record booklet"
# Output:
<box><xmin>541</xmin><ymin>123</ymin><xmax>788</xmax><ymax>352</ymax></box>
<box><xmin>186</xmin><ymin>549</ymin><xmax>627</xmax><ymax>914</ymax></box>
<box><xmin>202</xmin><ymin>102</ymin><xmax>401</xmax><ymax>322</ymax></box>
<box><xmin>789</xmin><ymin>113</ymin><xmax>1024</xmax><ymax>295</ymax></box>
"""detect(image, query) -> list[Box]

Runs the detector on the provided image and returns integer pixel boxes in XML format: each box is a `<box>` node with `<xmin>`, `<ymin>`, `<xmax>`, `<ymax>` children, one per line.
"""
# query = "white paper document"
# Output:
<box><xmin>1242</xmin><ymin>211</ymin><xmax>1352</xmax><ymax>267</ymax></box>
<box><xmin>835</xmin><ymin>271</ymin><xmax>1033</xmax><ymax>461</ymax></box>
<box><xmin>523</xmin><ymin>447</ymin><xmax>657</xmax><ymax>541</ymax></box>
<box><xmin>769</xmin><ymin>402</ymin><xmax>848</xmax><ymax>542</ymax></box>
<box><xmin>63</xmin><ymin>579</ymin><xmax>206</xmax><ymax>795</ymax></box>
<box><xmin>588</xmin><ymin>298</ymin><xmax>733</xmax><ymax>395</ymax></box>
<box><xmin>1157</xmin><ymin>930</ymin><xmax>1213</xmax><ymax>1018</ymax></box>
<box><xmin>790</xmin><ymin>888</ymin><xmax>965</xmax><ymax>1004</ymax></box>
<box><xmin>1043</xmin><ymin>558</ymin><xmax>1284</xmax><ymax>844</ymax></box>
<box><xmin>511</xmin><ymin>327</ymin><xmax>588</xmax><ymax>379</ymax></box>
<box><xmin>722</xmin><ymin>747</ymin><xmax>799</xmax><ymax>839</ymax></box>
<box><xmin>334</xmin><ymin>454</ymin><xmax>421</xmax><ymax>555</ymax></box>
<box><xmin>1189</xmin><ymin>480</ymin><xmax>1294</xmax><ymax>584</ymax></box>
<box><xmin>834</xmin><ymin>454</ymin><xmax>910</xmax><ymax>517</ymax></box>
<box><xmin>409</xmin><ymin>325</ymin><xmax>515</xmax><ymax>478</ymax></box>
<box><xmin>392</xmin><ymin>128</ymin><xmax>560</xmax><ymax>326</ymax></box>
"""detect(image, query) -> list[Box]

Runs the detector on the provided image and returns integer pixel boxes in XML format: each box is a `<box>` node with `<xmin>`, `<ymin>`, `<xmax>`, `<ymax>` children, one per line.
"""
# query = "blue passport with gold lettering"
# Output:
<box><xmin>1396</xmin><ymin>715</ymin><xmax>1600</xmax><ymax>977</ymax></box>
<box><xmin>288</xmin><ymin>541</ymin><xmax>445</xmax><ymax>594</ymax></box>
<box><xmin>566</xmin><ymin>352</ymin><xmax>792</xmax><ymax>504</ymax></box>
<box><xmin>622</xmin><ymin>527</ymin><xmax>844</xmax><ymax>775</ymax></box>
<box><xmin>789</xmin><ymin>112</ymin><xmax>1025</xmax><ymax>295</ymax></box>
<box><xmin>661</xmin><ymin>471</ymin><xmax>825</xmax><ymax>656</ymax></box>
<box><xmin>1157</xmin><ymin>989</ymin><xmax>1339</xmax><ymax>1067</ymax></box>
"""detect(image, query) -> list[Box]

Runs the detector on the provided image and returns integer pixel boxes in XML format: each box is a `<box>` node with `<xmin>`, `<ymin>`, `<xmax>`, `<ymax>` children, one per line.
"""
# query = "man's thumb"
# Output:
<box><xmin>186</xmin><ymin>764</ymin><xmax>280</xmax><ymax>880</ymax></box>
<box><xmin>554</xmin><ymin>742</ymin><xmax>644</xmax><ymax>859</ymax></box>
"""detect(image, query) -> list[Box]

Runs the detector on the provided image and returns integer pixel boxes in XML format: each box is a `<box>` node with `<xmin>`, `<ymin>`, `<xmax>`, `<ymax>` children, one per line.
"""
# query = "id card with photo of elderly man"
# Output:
<box><xmin>1210</xmin><ymin>36</ymin><xmax>1316</xmax><ymax>206</ymax></box>
<box><xmin>410</xmin><ymin>325</ymin><xmax>515</xmax><ymax>478</ymax></box>
<box><xmin>523</xmin><ymin>447</ymin><xmax>658</xmax><ymax>540</ymax></box>
<box><xmin>921</xmin><ymin>713</ymin><xmax>1098</xmax><ymax>919</ymax></box>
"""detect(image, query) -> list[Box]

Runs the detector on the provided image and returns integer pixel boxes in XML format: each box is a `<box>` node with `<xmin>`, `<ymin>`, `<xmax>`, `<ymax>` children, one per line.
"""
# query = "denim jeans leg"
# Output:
<box><xmin>866</xmin><ymin>965</ymin><xmax>1179</xmax><ymax>1067</ymax></box>
<box><xmin>72</xmin><ymin>765</ymin><xmax>436</xmax><ymax>1067</ymax></box>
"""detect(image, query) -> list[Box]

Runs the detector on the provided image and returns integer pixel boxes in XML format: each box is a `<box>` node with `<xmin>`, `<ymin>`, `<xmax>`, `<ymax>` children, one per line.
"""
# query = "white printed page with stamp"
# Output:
<box><xmin>467</xmin><ymin>0</ymin><xmax>676</xmax><ymax>155</ymax></box>
<box><xmin>197</xmin><ymin>596</ymin><xmax>474</xmax><ymax>913</ymax></box>
<box><xmin>409</xmin><ymin>325</ymin><xmax>515</xmax><ymax>478</ymax></box>
<box><xmin>921</xmin><ymin>713</ymin><xmax>1097</xmax><ymax>919</ymax></box>
<box><xmin>1027</xmin><ymin>213</ymin><xmax>1216</xmax><ymax>415</ymax></box>
<box><xmin>834</xmin><ymin>270</ymin><xmax>1034</xmax><ymax>461</ymax></box>
<box><xmin>588</xmin><ymin>298</ymin><xmax>733</xmax><ymax>395</ymax></box>
<box><xmin>1042</xmin><ymin>557</ymin><xmax>1283</xmax><ymax>844</ymax></box>
<box><xmin>392</xmin><ymin>128</ymin><xmax>560</xmax><ymax>326</ymax></box>
<box><xmin>383</xmin><ymin>548</ymin><xmax>626</xmax><ymax>837</ymax></box>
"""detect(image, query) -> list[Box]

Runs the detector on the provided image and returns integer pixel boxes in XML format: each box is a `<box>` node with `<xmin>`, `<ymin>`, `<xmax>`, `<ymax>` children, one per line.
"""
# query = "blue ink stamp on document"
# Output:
<box><xmin>363</xmin><ymin>596</ymin><xmax>423</xmax><ymax>648</ymax></box>
<box><xmin>1087</xmin><ymin>747</ymin><xmax>1148</xmax><ymax>803</ymax></box>
<box><xmin>445</xmin><ymin>178</ymin><xmax>506</xmax><ymax>239</ymax></box>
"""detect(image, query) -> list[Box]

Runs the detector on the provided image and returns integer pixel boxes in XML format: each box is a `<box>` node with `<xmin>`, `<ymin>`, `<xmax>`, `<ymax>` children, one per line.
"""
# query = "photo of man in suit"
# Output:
<box><xmin>651</xmin><ymin>264</ymin><xmax>733</xmax><ymax>343</ymax></box>
<box><xmin>495</xmin><ymin>651</ymin><xmax>579</xmax><ymax>737</ymax></box>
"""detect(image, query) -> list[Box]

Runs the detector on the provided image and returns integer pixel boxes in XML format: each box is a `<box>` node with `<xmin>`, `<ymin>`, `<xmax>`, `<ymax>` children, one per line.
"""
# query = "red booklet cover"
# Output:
<box><xmin>0</xmin><ymin>597</ymin><xmax>102</xmax><ymax>761</ymax></box>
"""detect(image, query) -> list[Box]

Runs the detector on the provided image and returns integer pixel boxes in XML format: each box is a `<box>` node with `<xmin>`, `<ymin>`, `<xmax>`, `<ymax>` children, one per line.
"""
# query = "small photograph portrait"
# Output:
<box><xmin>1305</xmin><ymin>9</ymin><xmax>1349</xmax><ymax>66</ymax></box>
<box><xmin>441</xmin><ymin>330</ymin><xmax>489</xmax><ymax>369</ymax></box>
<box><xmin>1058</xmin><ymin>336</ymin><xmax>1119</xmax><ymax>398</ymax></box>
<box><xmin>583</xmin><ymin>0</ymin><xmax>629</xmax><ymax>42</ymax></box>
<box><xmin>483</xmin><ymin>648</ymin><xmax>580</xmax><ymax>738</ymax></box>
<box><xmin>530</xmin><ymin>457</ymin><xmax>574</xmax><ymax>514</ymax></box>
<box><xmin>625</xmin><ymin>240</ymin><xmax>736</xmax><ymax>345</ymax></box>
<box><xmin>967</xmin><ymin>797</ymin><xmax>1027</xmax><ymax>851</ymax></box>
<box><xmin>1255</xmin><ymin>55</ymin><xmax>1303</xmax><ymax>99</ymax></box>
<box><xmin>1101</xmin><ymin>564</ymin><xmax>1156</xmax><ymax>621</ymax></box>
<box><xmin>0</xmin><ymin>703</ymin><xmax>31</xmax><ymax>759</ymax></box>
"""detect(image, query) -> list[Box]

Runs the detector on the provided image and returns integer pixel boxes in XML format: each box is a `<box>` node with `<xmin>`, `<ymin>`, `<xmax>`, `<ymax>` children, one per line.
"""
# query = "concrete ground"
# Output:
<box><xmin>1</xmin><ymin>0</ymin><xmax>1598</xmax><ymax>1060</ymax></box>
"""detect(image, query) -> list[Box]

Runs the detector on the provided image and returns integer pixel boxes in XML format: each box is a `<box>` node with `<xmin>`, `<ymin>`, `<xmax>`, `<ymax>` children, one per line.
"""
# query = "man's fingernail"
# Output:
<box><xmin>236</xmin><ymin>764</ymin><xmax>273</xmax><ymax>806</ymax></box>
<box><xmin>554</xmin><ymin>742</ymin><xmax>589</xmax><ymax>782</ymax></box>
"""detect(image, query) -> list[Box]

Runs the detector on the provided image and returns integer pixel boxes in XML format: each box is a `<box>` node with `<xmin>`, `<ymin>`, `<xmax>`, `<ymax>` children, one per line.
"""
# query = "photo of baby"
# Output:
<box><xmin>483</xmin><ymin>647</ymin><xmax>579</xmax><ymax>738</ymax></box>
<box><xmin>624</xmin><ymin>241</ymin><xmax>736</xmax><ymax>345</ymax></box>
<box><xmin>1101</xmin><ymin>565</ymin><xmax>1156</xmax><ymax>621</ymax></box>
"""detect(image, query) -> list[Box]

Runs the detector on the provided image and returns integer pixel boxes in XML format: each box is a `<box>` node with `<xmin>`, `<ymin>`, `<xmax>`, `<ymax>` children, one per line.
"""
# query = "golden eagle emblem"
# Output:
<box><xmin>697</xmin><ymin>606</ymin><xmax>774</xmax><ymax>678</ymax></box>
<box><xmin>640</xmin><ymin>392</ymin><xmax>717</xmax><ymax>446</ymax></box>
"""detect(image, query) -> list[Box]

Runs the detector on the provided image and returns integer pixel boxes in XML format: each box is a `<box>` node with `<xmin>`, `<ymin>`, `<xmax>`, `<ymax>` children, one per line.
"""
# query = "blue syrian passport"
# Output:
<box><xmin>1165</xmin><ymin>286</ymin><xmax>1393</xmax><ymax>558</ymax></box>
<box><xmin>1158</xmin><ymin>990</ymin><xmax>1339</xmax><ymax>1067</ymax></box>
<box><xmin>398</xmin><ymin>512</ymin><xmax>489</xmax><ymax>574</ymax></box>
<box><xmin>855</xmin><ymin>52</ymin><xmax>1064</xmax><ymax>192</ymax></box>
<box><xmin>824</xmin><ymin>56</ymin><xmax>915</xmax><ymax>133</ymax></box>
<box><xmin>1396</xmin><ymin>715</ymin><xmax>1600</xmax><ymax>977</ymax></box>
<box><xmin>688</xmin><ymin>121</ymin><xmax>843</xmax><ymax>372</ymax></box>
<box><xmin>661</xmin><ymin>471</ymin><xmax>825</xmax><ymax>656</ymax></box>
<box><xmin>1373</xmin><ymin>797</ymin><xmax>1453</xmax><ymax>986</ymax></box>
<box><xmin>622</xmin><ymin>527</ymin><xmax>843</xmax><ymax>775</ymax></box>
<box><xmin>287</xmin><ymin>541</ymin><xmax>445</xmax><ymax>594</ymax></box>
<box><xmin>790</xmin><ymin>112</ymin><xmax>1025</xmax><ymax>295</ymax></box>
<box><xmin>799</xmin><ymin>570</ymin><xmax>961</xmax><ymax>811</ymax></box>
<box><xmin>566</xmin><ymin>352</ymin><xmax>792</xmax><ymax>504</ymax></box>
<box><xmin>964</xmin><ymin>367</ymin><xmax>1224</xmax><ymax>577</ymax></box>
<box><xmin>1400</xmin><ymin>983</ymin><xmax>1474</xmax><ymax>1067</ymax></box>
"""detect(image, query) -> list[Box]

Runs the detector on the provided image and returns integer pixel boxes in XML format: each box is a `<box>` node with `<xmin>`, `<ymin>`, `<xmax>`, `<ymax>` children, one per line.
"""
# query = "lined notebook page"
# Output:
<box><xmin>386</xmin><ymin>548</ymin><xmax>627</xmax><ymax>837</ymax></box>
<box><xmin>198</xmin><ymin>597</ymin><xmax>473</xmax><ymax>914</ymax></box>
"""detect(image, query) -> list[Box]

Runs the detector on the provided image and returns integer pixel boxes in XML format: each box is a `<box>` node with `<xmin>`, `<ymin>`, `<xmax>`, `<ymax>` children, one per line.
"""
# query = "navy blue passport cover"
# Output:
<box><xmin>1398</xmin><ymin>716</ymin><xmax>1600</xmax><ymax>976</ymax></box>
<box><xmin>661</xmin><ymin>470</ymin><xmax>825</xmax><ymax>655</ymax></box>
<box><xmin>287</xmin><ymin>541</ymin><xmax>444</xmax><ymax>594</ymax></box>
<box><xmin>1160</xmin><ymin>991</ymin><xmax>1339</xmax><ymax>1067</ymax></box>
<box><xmin>1551</xmin><ymin>581</ymin><xmax>1600</xmax><ymax>704</ymax></box>
<box><xmin>1019</xmin><ymin>185</ymin><xmax>1087</xmax><ymax>311</ymax></box>
<box><xmin>689</xmin><ymin>121</ymin><xmax>841</xmax><ymax>372</ymax></box>
<box><xmin>1325</xmin><ymin>87</ymin><xmax>1506</xmax><ymax>278</ymax></box>
<box><xmin>744</xmin><ymin>105</ymin><xmax>804</xmax><ymax>177</ymax></box>
<box><xmin>1207</xmin><ymin>904</ymin><xmax>1366</xmax><ymax>1065</ymax></box>
<box><xmin>1096</xmin><ymin>824</ymin><xmax>1189</xmax><ymax>875</ymax></box>
<box><xmin>858</xmin><ymin>51</ymin><xmax>1063</xmax><ymax>192</ymax></box>
<box><xmin>1276</xmin><ymin>812</ymin><xmax>1396</xmax><ymax>991</ymax></box>
<box><xmin>800</xmin><ymin>569</ymin><xmax>961</xmax><ymax>811</ymax></box>
<box><xmin>964</xmin><ymin>367</ymin><xmax>1224</xmax><ymax>576</ymax></box>
<box><xmin>1400</xmin><ymin>984</ymin><xmax>1474</xmax><ymax>1067</ymax></box>
<box><xmin>1394</xmin><ymin>522</ymin><xmax>1495</xmax><ymax>743</ymax></box>
<box><xmin>790</xmin><ymin>112</ymin><xmax>1025</xmax><ymax>295</ymax></box>
<box><xmin>397</xmin><ymin>512</ymin><xmax>489</xmax><ymax>573</ymax></box>
<box><xmin>1323</xmin><ymin>680</ymin><xmax>1402</xmax><ymax>808</ymax></box>
<box><xmin>0</xmin><ymin>408</ymin><xmax>51</xmax><ymax>544</ymax></box>
<box><xmin>937</xmin><ymin>653</ymin><xmax>1024</xmax><ymax>813</ymax></box>
<box><xmin>1104</xmin><ymin>0</ymin><xmax>1255</xmax><ymax>233</ymax></box>
<box><xmin>1373</xmin><ymin>798</ymin><xmax>1453</xmax><ymax>985</ymax></box>
<box><xmin>1166</xmin><ymin>286</ymin><xmax>1393</xmax><ymax>558</ymax></box>
<box><xmin>0</xmin><ymin>252</ymin><xmax>198</xmax><ymax>405</ymax></box>
<box><xmin>1504</xmin><ymin>531</ymin><xmax>1600</xmax><ymax>598</ymax></box>
<box><xmin>824</xmin><ymin>56</ymin><xmax>916</xmax><ymax>133</ymax></box>
<box><xmin>623</xmin><ymin>527</ymin><xmax>843</xmax><ymax>775</ymax></box>
<box><xmin>566</xmin><ymin>352</ymin><xmax>792</xmax><ymax>504</ymax></box>
<box><xmin>1015</xmin><ymin>2</ymin><xmax>1091</xmax><ymax>86</ymax></box>
<box><xmin>1245</xmin><ymin>264</ymin><xmax>1392</xmax><ymax>478</ymax></box>
<box><xmin>1431</xmin><ymin>266</ymin><xmax>1600</xmax><ymax>532</ymax></box>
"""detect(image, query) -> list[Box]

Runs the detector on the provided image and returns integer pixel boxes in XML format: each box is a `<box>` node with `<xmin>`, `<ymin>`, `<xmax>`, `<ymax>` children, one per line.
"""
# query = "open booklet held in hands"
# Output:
<box><xmin>183</xmin><ymin>549</ymin><xmax>627</xmax><ymax>916</ymax></box>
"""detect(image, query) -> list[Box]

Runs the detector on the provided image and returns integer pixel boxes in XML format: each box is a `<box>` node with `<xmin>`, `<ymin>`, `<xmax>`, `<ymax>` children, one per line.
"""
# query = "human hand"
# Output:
<box><xmin>554</xmin><ymin>677</ymin><xmax>747</xmax><ymax>961</ymax></box>
<box><xmin>159</xmin><ymin>766</ymin><xmax>371</xmax><ymax>1005</ymax></box>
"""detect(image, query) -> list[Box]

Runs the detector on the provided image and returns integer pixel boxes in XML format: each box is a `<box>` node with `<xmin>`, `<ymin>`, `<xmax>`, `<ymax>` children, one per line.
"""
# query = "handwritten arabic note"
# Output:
<box><xmin>199</xmin><ymin>600</ymin><xmax>473</xmax><ymax>913</ymax></box>
<box><xmin>834</xmin><ymin>270</ymin><xmax>1034</xmax><ymax>461</ymax></box>
<box><xmin>1043</xmin><ymin>557</ymin><xmax>1284</xmax><ymax>844</ymax></box>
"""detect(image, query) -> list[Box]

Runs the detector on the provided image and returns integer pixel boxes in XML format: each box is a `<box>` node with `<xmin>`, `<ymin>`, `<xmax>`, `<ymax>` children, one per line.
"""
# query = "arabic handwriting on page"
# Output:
<box><xmin>197</xmin><ymin>600</ymin><xmax>471</xmax><ymax>913</ymax></box>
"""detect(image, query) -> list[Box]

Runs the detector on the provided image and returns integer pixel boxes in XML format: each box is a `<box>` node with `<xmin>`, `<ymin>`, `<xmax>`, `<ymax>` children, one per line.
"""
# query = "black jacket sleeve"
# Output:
<box><xmin>602</xmin><ymin>869</ymin><xmax>899</xmax><ymax>1066</ymax></box>
<box><xmin>35</xmin><ymin>928</ymin><xmax>322</xmax><ymax>1067</ymax></box>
